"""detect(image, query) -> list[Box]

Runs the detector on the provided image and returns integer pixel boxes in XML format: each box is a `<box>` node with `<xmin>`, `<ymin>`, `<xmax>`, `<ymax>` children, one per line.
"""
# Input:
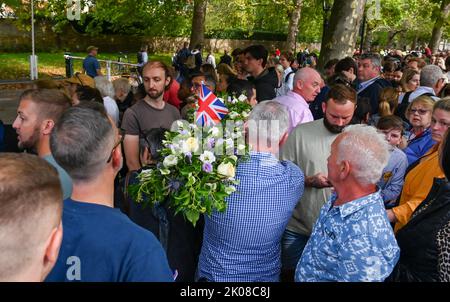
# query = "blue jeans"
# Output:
<box><xmin>281</xmin><ymin>229</ymin><xmax>310</xmax><ymax>270</ymax></box>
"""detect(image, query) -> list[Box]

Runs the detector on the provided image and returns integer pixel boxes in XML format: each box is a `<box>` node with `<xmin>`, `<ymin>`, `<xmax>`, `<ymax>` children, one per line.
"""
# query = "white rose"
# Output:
<box><xmin>163</xmin><ymin>155</ymin><xmax>178</xmax><ymax>168</ymax></box>
<box><xmin>238</xmin><ymin>94</ymin><xmax>248</xmax><ymax>102</ymax></box>
<box><xmin>186</xmin><ymin>137</ymin><xmax>199</xmax><ymax>153</ymax></box>
<box><xmin>208</xmin><ymin>127</ymin><xmax>220</xmax><ymax>137</ymax></box>
<box><xmin>199</xmin><ymin>150</ymin><xmax>216</xmax><ymax>163</ymax></box>
<box><xmin>229</xmin><ymin>111</ymin><xmax>239</xmax><ymax>119</ymax></box>
<box><xmin>217</xmin><ymin>162</ymin><xmax>236</xmax><ymax>179</ymax></box>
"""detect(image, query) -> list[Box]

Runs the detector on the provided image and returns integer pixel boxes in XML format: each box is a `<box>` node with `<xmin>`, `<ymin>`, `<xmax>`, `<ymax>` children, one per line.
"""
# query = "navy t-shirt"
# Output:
<box><xmin>46</xmin><ymin>199</ymin><xmax>173</xmax><ymax>282</ymax></box>
<box><xmin>83</xmin><ymin>55</ymin><xmax>100</xmax><ymax>78</ymax></box>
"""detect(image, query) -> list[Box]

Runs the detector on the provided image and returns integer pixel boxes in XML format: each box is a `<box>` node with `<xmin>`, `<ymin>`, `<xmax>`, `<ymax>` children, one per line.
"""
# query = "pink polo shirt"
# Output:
<box><xmin>276</xmin><ymin>90</ymin><xmax>314</xmax><ymax>133</ymax></box>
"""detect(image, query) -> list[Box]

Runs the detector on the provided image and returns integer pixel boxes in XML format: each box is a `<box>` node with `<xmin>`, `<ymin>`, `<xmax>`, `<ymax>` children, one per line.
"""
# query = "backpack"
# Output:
<box><xmin>285</xmin><ymin>68</ymin><xmax>297</xmax><ymax>83</ymax></box>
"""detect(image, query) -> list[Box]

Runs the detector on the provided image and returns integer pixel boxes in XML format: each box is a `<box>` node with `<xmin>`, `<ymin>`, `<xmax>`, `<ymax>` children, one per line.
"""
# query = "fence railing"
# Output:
<box><xmin>64</xmin><ymin>54</ymin><xmax>140</xmax><ymax>81</ymax></box>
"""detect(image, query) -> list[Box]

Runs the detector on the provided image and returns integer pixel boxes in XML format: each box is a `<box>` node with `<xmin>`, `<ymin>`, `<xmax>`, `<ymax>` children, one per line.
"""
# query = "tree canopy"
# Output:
<box><xmin>2</xmin><ymin>0</ymin><xmax>449</xmax><ymax>50</ymax></box>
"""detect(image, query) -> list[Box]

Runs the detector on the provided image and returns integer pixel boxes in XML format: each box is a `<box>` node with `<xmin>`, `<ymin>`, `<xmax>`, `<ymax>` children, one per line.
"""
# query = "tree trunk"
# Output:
<box><xmin>363</xmin><ymin>23</ymin><xmax>373</xmax><ymax>51</ymax></box>
<box><xmin>285</xmin><ymin>0</ymin><xmax>303</xmax><ymax>53</ymax></box>
<box><xmin>429</xmin><ymin>0</ymin><xmax>450</xmax><ymax>53</ymax></box>
<box><xmin>411</xmin><ymin>35</ymin><xmax>418</xmax><ymax>50</ymax></box>
<box><xmin>189</xmin><ymin>0</ymin><xmax>208</xmax><ymax>49</ymax></box>
<box><xmin>317</xmin><ymin>0</ymin><xmax>366</xmax><ymax>73</ymax></box>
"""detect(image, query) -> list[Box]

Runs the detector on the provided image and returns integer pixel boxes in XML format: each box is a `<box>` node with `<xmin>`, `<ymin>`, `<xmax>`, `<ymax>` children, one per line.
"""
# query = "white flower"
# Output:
<box><xmin>224</xmin><ymin>185</ymin><xmax>236</xmax><ymax>194</ymax></box>
<box><xmin>241</xmin><ymin>111</ymin><xmax>249</xmax><ymax>118</ymax></box>
<box><xmin>229</xmin><ymin>155</ymin><xmax>238</xmax><ymax>162</ymax></box>
<box><xmin>189</xmin><ymin>124</ymin><xmax>199</xmax><ymax>131</ymax></box>
<box><xmin>237</xmin><ymin>144</ymin><xmax>246</xmax><ymax>151</ymax></box>
<box><xmin>208</xmin><ymin>127</ymin><xmax>220</xmax><ymax>137</ymax></box>
<box><xmin>225</xmin><ymin>138</ymin><xmax>234</xmax><ymax>148</ymax></box>
<box><xmin>199</xmin><ymin>150</ymin><xmax>216</xmax><ymax>163</ymax></box>
<box><xmin>217</xmin><ymin>162</ymin><xmax>236</xmax><ymax>179</ymax></box>
<box><xmin>238</xmin><ymin>94</ymin><xmax>248</xmax><ymax>102</ymax></box>
<box><xmin>231</xmin><ymin>131</ymin><xmax>242</xmax><ymax>139</ymax></box>
<box><xmin>229</xmin><ymin>111</ymin><xmax>239</xmax><ymax>119</ymax></box>
<box><xmin>160</xmin><ymin>168</ymin><xmax>170</xmax><ymax>175</ymax></box>
<box><xmin>216</xmin><ymin>138</ymin><xmax>224</xmax><ymax>146</ymax></box>
<box><xmin>181</xmin><ymin>137</ymin><xmax>199</xmax><ymax>153</ymax></box>
<box><xmin>163</xmin><ymin>155</ymin><xmax>178</xmax><ymax>167</ymax></box>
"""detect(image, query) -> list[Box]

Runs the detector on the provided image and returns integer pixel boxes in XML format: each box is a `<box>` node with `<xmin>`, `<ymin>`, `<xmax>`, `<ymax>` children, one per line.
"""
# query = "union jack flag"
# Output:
<box><xmin>195</xmin><ymin>83</ymin><xmax>229</xmax><ymax>126</ymax></box>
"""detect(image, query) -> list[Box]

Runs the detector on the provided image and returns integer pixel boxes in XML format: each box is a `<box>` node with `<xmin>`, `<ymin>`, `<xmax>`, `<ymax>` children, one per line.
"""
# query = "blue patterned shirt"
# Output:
<box><xmin>197</xmin><ymin>152</ymin><xmax>305</xmax><ymax>281</ymax></box>
<box><xmin>295</xmin><ymin>191</ymin><xmax>400</xmax><ymax>282</ymax></box>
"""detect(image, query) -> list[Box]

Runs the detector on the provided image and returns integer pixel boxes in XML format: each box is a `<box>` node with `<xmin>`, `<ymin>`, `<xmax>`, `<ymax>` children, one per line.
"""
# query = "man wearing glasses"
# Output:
<box><xmin>46</xmin><ymin>105</ymin><xmax>173</xmax><ymax>282</ymax></box>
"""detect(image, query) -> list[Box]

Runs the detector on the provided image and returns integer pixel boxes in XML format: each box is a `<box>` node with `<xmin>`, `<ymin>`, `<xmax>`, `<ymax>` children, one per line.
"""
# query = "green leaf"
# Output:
<box><xmin>185</xmin><ymin>210</ymin><xmax>200</xmax><ymax>227</ymax></box>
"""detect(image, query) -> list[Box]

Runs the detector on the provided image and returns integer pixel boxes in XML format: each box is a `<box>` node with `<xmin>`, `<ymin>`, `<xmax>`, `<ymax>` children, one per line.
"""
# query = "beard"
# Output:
<box><xmin>17</xmin><ymin>125</ymin><xmax>40</xmax><ymax>153</ymax></box>
<box><xmin>323</xmin><ymin>117</ymin><xmax>346</xmax><ymax>134</ymax></box>
<box><xmin>146</xmin><ymin>88</ymin><xmax>165</xmax><ymax>100</ymax></box>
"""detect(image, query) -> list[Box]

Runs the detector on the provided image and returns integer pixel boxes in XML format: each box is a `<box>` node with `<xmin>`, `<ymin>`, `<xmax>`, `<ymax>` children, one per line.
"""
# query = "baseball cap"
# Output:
<box><xmin>65</xmin><ymin>73</ymin><xmax>95</xmax><ymax>88</ymax></box>
<box><xmin>86</xmin><ymin>45</ymin><xmax>98</xmax><ymax>52</ymax></box>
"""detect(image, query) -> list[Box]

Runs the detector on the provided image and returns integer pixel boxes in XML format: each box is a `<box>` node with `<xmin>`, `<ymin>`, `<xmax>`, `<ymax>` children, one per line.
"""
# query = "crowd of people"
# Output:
<box><xmin>0</xmin><ymin>42</ymin><xmax>450</xmax><ymax>282</ymax></box>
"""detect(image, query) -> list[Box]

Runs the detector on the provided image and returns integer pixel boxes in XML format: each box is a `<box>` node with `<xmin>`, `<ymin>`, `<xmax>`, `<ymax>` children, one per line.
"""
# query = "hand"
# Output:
<box><xmin>386</xmin><ymin>209</ymin><xmax>397</xmax><ymax>223</ymax></box>
<box><xmin>307</xmin><ymin>173</ymin><xmax>332</xmax><ymax>188</ymax></box>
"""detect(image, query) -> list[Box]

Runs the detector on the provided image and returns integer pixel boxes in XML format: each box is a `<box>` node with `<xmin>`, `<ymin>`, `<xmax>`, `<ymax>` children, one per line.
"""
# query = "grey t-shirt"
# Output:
<box><xmin>43</xmin><ymin>154</ymin><xmax>73</xmax><ymax>200</ymax></box>
<box><xmin>280</xmin><ymin>118</ymin><xmax>338</xmax><ymax>236</ymax></box>
<box><xmin>121</xmin><ymin>100</ymin><xmax>181</xmax><ymax>135</ymax></box>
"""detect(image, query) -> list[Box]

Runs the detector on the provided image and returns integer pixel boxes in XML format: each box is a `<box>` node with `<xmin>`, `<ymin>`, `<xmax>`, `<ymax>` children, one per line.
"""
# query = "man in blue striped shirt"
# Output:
<box><xmin>197</xmin><ymin>101</ymin><xmax>305</xmax><ymax>282</ymax></box>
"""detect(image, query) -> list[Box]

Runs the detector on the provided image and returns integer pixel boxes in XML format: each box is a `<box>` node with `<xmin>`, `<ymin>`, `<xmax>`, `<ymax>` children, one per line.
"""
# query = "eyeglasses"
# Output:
<box><xmin>106</xmin><ymin>129</ymin><xmax>125</xmax><ymax>163</ymax></box>
<box><xmin>409</xmin><ymin>108</ymin><xmax>430</xmax><ymax>115</ymax></box>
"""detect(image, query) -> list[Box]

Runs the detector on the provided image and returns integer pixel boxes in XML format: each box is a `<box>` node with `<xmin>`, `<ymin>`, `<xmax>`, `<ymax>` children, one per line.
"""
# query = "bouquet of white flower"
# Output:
<box><xmin>129</xmin><ymin>94</ymin><xmax>253</xmax><ymax>226</ymax></box>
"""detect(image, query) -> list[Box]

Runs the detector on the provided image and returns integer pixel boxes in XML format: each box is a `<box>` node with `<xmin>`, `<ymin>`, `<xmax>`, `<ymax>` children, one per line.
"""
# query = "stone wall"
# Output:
<box><xmin>0</xmin><ymin>19</ymin><xmax>321</xmax><ymax>53</ymax></box>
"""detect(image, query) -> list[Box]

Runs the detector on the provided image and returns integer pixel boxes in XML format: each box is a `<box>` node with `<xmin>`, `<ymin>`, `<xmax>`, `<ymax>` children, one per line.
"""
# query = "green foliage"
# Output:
<box><xmin>3</xmin><ymin>0</ymin><xmax>448</xmax><ymax>48</ymax></box>
<box><xmin>129</xmin><ymin>94</ymin><xmax>253</xmax><ymax>226</ymax></box>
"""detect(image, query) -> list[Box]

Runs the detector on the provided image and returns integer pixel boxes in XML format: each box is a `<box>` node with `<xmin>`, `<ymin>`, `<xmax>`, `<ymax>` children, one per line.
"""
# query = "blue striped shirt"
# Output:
<box><xmin>197</xmin><ymin>152</ymin><xmax>305</xmax><ymax>281</ymax></box>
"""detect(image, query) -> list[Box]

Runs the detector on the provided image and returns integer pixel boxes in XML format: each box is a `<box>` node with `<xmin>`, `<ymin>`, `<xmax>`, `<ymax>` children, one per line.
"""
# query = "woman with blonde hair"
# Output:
<box><xmin>403</xmin><ymin>95</ymin><xmax>436</xmax><ymax>165</ymax></box>
<box><xmin>379</xmin><ymin>87</ymin><xmax>400</xmax><ymax>116</ymax></box>
<box><xmin>387</xmin><ymin>99</ymin><xmax>450</xmax><ymax>232</ymax></box>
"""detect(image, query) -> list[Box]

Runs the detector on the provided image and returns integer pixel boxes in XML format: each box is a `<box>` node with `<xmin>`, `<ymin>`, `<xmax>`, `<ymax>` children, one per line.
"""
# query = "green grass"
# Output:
<box><xmin>0</xmin><ymin>52</ymin><xmax>173</xmax><ymax>81</ymax></box>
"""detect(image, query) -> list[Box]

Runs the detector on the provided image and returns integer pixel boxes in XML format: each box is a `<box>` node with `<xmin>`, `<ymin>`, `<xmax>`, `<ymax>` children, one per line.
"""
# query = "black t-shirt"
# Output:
<box><xmin>248</xmin><ymin>67</ymin><xmax>278</xmax><ymax>102</ymax></box>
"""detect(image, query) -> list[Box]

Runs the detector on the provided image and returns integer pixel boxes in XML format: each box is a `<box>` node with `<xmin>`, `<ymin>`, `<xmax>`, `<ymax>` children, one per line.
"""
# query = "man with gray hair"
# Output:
<box><xmin>46</xmin><ymin>106</ymin><xmax>173</xmax><ymax>282</ymax></box>
<box><xmin>405</xmin><ymin>64</ymin><xmax>445</xmax><ymax>102</ymax></box>
<box><xmin>197</xmin><ymin>101</ymin><xmax>305</xmax><ymax>281</ymax></box>
<box><xmin>295</xmin><ymin>124</ymin><xmax>400</xmax><ymax>282</ymax></box>
<box><xmin>357</xmin><ymin>53</ymin><xmax>392</xmax><ymax>114</ymax></box>
<box><xmin>94</xmin><ymin>76</ymin><xmax>120</xmax><ymax>126</ymax></box>
<box><xmin>395</xmin><ymin>64</ymin><xmax>446</xmax><ymax>121</ymax></box>
<box><xmin>275</xmin><ymin>67</ymin><xmax>319</xmax><ymax>133</ymax></box>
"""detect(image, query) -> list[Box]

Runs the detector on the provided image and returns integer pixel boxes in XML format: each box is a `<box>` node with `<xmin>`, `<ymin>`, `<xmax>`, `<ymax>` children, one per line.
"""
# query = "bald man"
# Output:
<box><xmin>275</xmin><ymin>67</ymin><xmax>320</xmax><ymax>133</ymax></box>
